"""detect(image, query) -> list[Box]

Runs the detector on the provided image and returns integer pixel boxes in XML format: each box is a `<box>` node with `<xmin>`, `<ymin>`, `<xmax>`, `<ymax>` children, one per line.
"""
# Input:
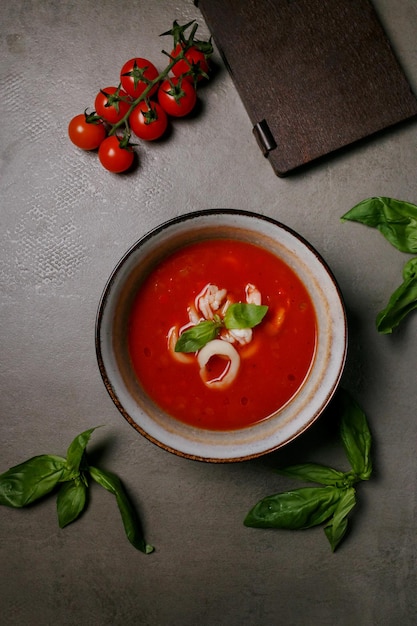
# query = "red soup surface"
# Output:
<box><xmin>128</xmin><ymin>238</ymin><xmax>317</xmax><ymax>431</ymax></box>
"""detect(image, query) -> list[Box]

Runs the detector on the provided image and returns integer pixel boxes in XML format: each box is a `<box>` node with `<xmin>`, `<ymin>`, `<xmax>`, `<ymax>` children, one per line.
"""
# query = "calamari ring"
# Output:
<box><xmin>197</xmin><ymin>339</ymin><xmax>240</xmax><ymax>389</ymax></box>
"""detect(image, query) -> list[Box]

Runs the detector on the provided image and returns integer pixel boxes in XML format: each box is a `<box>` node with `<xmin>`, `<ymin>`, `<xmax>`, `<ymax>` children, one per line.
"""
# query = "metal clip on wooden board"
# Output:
<box><xmin>253</xmin><ymin>120</ymin><xmax>277</xmax><ymax>157</ymax></box>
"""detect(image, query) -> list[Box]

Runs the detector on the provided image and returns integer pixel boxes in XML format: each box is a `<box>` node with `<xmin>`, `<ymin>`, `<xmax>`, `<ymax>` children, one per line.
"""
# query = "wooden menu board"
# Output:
<box><xmin>195</xmin><ymin>0</ymin><xmax>417</xmax><ymax>176</ymax></box>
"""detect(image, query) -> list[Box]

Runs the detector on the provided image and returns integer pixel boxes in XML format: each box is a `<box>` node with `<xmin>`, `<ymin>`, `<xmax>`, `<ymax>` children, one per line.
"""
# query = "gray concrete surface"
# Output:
<box><xmin>1</xmin><ymin>1</ymin><xmax>416</xmax><ymax>624</ymax></box>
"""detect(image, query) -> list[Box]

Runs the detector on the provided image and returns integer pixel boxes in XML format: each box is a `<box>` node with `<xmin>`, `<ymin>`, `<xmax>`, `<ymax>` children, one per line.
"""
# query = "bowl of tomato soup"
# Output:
<box><xmin>96</xmin><ymin>209</ymin><xmax>347</xmax><ymax>462</ymax></box>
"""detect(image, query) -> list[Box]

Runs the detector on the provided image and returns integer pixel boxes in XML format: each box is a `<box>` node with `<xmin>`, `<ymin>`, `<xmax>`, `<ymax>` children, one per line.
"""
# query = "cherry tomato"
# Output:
<box><xmin>171</xmin><ymin>44</ymin><xmax>209</xmax><ymax>81</ymax></box>
<box><xmin>94</xmin><ymin>86</ymin><xmax>131</xmax><ymax>124</ymax></box>
<box><xmin>68</xmin><ymin>113</ymin><xmax>106</xmax><ymax>150</ymax></box>
<box><xmin>129</xmin><ymin>101</ymin><xmax>168</xmax><ymax>141</ymax></box>
<box><xmin>158</xmin><ymin>77</ymin><xmax>197</xmax><ymax>117</ymax></box>
<box><xmin>98</xmin><ymin>136</ymin><xmax>134</xmax><ymax>173</ymax></box>
<box><xmin>120</xmin><ymin>57</ymin><xmax>159</xmax><ymax>99</ymax></box>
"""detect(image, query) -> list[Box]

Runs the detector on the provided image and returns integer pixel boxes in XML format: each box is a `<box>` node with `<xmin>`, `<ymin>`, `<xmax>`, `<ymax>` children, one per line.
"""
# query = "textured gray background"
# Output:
<box><xmin>1</xmin><ymin>1</ymin><xmax>416</xmax><ymax>625</ymax></box>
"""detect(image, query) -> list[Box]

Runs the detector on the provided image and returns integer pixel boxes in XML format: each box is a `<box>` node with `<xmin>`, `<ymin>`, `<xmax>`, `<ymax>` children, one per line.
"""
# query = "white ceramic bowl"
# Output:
<box><xmin>95</xmin><ymin>210</ymin><xmax>347</xmax><ymax>462</ymax></box>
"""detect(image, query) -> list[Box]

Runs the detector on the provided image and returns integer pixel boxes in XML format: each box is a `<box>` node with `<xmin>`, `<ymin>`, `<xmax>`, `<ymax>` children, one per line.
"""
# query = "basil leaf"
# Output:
<box><xmin>65</xmin><ymin>426</ymin><xmax>101</xmax><ymax>475</ymax></box>
<box><xmin>0</xmin><ymin>455</ymin><xmax>67</xmax><ymax>508</ymax></box>
<box><xmin>89</xmin><ymin>465</ymin><xmax>154</xmax><ymax>554</ymax></box>
<box><xmin>376</xmin><ymin>257</ymin><xmax>417</xmax><ymax>334</ymax></box>
<box><xmin>244</xmin><ymin>486</ymin><xmax>341</xmax><ymax>530</ymax></box>
<box><xmin>340</xmin><ymin>390</ymin><xmax>372</xmax><ymax>481</ymax></box>
<box><xmin>175</xmin><ymin>319</ymin><xmax>221</xmax><ymax>353</ymax></box>
<box><xmin>324</xmin><ymin>487</ymin><xmax>356</xmax><ymax>552</ymax></box>
<box><xmin>276</xmin><ymin>463</ymin><xmax>347</xmax><ymax>487</ymax></box>
<box><xmin>341</xmin><ymin>196</ymin><xmax>417</xmax><ymax>253</ymax></box>
<box><xmin>224</xmin><ymin>303</ymin><xmax>268</xmax><ymax>329</ymax></box>
<box><xmin>57</xmin><ymin>477</ymin><xmax>87</xmax><ymax>528</ymax></box>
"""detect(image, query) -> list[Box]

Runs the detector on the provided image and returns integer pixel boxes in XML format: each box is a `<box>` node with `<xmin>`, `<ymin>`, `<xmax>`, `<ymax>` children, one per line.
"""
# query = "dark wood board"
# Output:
<box><xmin>195</xmin><ymin>0</ymin><xmax>417</xmax><ymax>176</ymax></box>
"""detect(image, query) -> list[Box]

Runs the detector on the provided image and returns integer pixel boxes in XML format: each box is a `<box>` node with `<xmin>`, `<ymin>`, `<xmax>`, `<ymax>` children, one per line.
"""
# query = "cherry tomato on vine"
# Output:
<box><xmin>98</xmin><ymin>136</ymin><xmax>134</xmax><ymax>173</ymax></box>
<box><xmin>171</xmin><ymin>44</ymin><xmax>209</xmax><ymax>81</ymax></box>
<box><xmin>158</xmin><ymin>77</ymin><xmax>197</xmax><ymax>117</ymax></box>
<box><xmin>129</xmin><ymin>101</ymin><xmax>168</xmax><ymax>141</ymax></box>
<box><xmin>120</xmin><ymin>58</ymin><xmax>160</xmax><ymax>99</ymax></box>
<box><xmin>94</xmin><ymin>86</ymin><xmax>131</xmax><ymax>124</ymax></box>
<box><xmin>68</xmin><ymin>113</ymin><xmax>106</xmax><ymax>150</ymax></box>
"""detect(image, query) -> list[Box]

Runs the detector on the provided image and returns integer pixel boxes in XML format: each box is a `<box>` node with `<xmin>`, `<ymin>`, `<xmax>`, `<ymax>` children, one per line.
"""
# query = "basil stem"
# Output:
<box><xmin>341</xmin><ymin>196</ymin><xmax>417</xmax><ymax>253</ymax></box>
<box><xmin>324</xmin><ymin>487</ymin><xmax>356</xmax><ymax>552</ymax></box>
<box><xmin>339</xmin><ymin>390</ymin><xmax>372</xmax><ymax>481</ymax></box>
<box><xmin>89</xmin><ymin>466</ymin><xmax>154</xmax><ymax>554</ymax></box>
<box><xmin>403</xmin><ymin>255</ymin><xmax>417</xmax><ymax>281</ymax></box>
<box><xmin>0</xmin><ymin>455</ymin><xmax>67</xmax><ymax>507</ymax></box>
<box><xmin>57</xmin><ymin>477</ymin><xmax>88</xmax><ymax>528</ymax></box>
<box><xmin>244</xmin><ymin>486</ymin><xmax>341</xmax><ymax>530</ymax></box>
<box><xmin>376</xmin><ymin>257</ymin><xmax>417</xmax><ymax>334</ymax></box>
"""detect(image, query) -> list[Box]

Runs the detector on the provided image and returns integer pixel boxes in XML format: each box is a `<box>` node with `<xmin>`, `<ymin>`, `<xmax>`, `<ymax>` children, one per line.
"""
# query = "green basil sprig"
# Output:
<box><xmin>176</xmin><ymin>318</ymin><xmax>223</xmax><ymax>353</ymax></box>
<box><xmin>341</xmin><ymin>196</ymin><xmax>417</xmax><ymax>253</ymax></box>
<box><xmin>244</xmin><ymin>389</ymin><xmax>372</xmax><ymax>552</ymax></box>
<box><xmin>0</xmin><ymin>427</ymin><xmax>153</xmax><ymax>554</ymax></box>
<box><xmin>341</xmin><ymin>196</ymin><xmax>417</xmax><ymax>333</ymax></box>
<box><xmin>175</xmin><ymin>302</ymin><xmax>268</xmax><ymax>353</ymax></box>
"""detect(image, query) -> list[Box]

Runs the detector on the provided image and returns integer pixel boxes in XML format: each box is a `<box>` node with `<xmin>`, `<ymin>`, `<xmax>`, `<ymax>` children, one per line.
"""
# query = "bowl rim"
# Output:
<box><xmin>95</xmin><ymin>208</ymin><xmax>348</xmax><ymax>462</ymax></box>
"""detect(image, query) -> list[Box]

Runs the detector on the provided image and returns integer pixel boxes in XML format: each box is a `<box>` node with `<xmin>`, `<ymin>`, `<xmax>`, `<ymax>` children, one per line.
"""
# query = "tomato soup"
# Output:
<box><xmin>128</xmin><ymin>238</ymin><xmax>317</xmax><ymax>431</ymax></box>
